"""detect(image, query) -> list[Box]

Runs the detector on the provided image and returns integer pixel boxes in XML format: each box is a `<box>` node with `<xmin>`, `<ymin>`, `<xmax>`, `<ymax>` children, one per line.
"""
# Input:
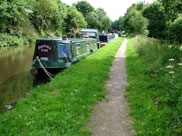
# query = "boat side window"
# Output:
<box><xmin>87</xmin><ymin>43</ymin><xmax>89</xmax><ymax>51</ymax></box>
<box><xmin>81</xmin><ymin>32</ymin><xmax>96</xmax><ymax>38</ymax></box>
<box><xmin>76</xmin><ymin>43</ymin><xmax>81</xmax><ymax>55</ymax></box>
<box><xmin>58</xmin><ymin>44</ymin><xmax>70</xmax><ymax>58</ymax></box>
<box><xmin>99</xmin><ymin>35</ymin><xmax>107</xmax><ymax>42</ymax></box>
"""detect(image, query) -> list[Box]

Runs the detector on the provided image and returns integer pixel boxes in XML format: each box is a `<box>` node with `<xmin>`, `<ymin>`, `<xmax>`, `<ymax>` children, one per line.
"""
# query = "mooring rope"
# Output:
<box><xmin>36</xmin><ymin>56</ymin><xmax>55</xmax><ymax>80</ymax></box>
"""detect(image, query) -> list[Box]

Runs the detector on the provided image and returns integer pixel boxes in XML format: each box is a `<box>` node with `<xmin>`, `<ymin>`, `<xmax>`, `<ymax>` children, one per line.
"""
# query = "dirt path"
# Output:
<box><xmin>88</xmin><ymin>38</ymin><xmax>135</xmax><ymax>136</ymax></box>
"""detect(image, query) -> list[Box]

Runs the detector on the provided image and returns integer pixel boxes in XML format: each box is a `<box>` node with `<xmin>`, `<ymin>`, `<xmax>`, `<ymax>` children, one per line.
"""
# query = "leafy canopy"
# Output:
<box><xmin>65</xmin><ymin>6</ymin><xmax>87</xmax><ymax>33</ymax></box>
<box><xmin>142</xmin><ymin>1</ymin><xmax>166</xmax><ymax>39</ymax></box>
<box><xmin>75</xmin><ymin>0</ymin><xmax>94</xmax><ymax>18</ymax></box>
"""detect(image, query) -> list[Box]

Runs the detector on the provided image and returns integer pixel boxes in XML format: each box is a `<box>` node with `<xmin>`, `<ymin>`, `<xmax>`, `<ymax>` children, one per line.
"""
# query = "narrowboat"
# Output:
<box><xmin>30</xmin><ymin>37</ymin><xmax>98</xmax><ymax>80</ymax></box>
<box><xmin>99</xmin><ymin>34</ymin><xmax>114</xmax><ymax>47</ymax></box>
<box><xmin>80</xmin><ymin>28</ymin><xmax>100</xmax><ymax>49</ymax></box>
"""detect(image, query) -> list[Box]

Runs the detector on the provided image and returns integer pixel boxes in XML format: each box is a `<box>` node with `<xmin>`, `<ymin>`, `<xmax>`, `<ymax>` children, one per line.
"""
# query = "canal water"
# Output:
<box><xmin>0</xmin><ymin>45</ymin><xmax>35</xmax><ymax>113</ymax></box>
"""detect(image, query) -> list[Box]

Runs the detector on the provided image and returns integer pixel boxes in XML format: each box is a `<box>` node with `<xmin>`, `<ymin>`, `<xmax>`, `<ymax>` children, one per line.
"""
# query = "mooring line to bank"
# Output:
<box><xmin>36</xmin><ymin>56</ymin><xmax>55</xmax><ymax>80</ymax></box>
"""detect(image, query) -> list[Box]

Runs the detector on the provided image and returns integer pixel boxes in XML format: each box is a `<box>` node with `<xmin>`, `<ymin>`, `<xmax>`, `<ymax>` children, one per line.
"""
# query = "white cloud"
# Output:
<box><xmin>61</xmin><ymin>0</ymin><xmax>155</xmax><ymax>21</ymax></box>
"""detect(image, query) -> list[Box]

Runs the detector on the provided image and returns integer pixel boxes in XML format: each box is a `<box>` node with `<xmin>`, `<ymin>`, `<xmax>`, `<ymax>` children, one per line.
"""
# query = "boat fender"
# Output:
<box><xmin>30</xmin><ymin>67</ymin><xmax>38</xmax><ymax>75</ymax></box>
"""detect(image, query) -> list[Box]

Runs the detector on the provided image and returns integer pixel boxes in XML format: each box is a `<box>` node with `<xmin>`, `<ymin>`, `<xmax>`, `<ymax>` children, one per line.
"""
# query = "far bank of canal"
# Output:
<box><xmin>0</xmin><ymin>45</ymin><xmax>35</xmax><ymax>113</ymax></box>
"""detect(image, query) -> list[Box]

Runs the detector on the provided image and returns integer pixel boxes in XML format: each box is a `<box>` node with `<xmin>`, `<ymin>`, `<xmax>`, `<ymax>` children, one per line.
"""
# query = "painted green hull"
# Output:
<box><xmin>30</xmin><ymin>38</ymin><xmax>98</xmax><ymax>76</ymax></box>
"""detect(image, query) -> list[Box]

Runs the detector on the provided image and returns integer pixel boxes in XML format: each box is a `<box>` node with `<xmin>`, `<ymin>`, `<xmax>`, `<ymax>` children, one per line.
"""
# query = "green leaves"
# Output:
<box><xmin>95</xmin><ymin>8</ymin><xmax>112</xmax><ymax>32</ymax></box>
<box><xmin>122</xmin><ymin>5</ymin><xmax>149</xmax><ymax>36</ymax></box>
<box><xmin>65</xmin><ymin>6</ymin><xmax>87</xmax><ymax>33</ymax></box>
<box><xmin>142</xmin><ymin>1</ymin><xmax>166</xmax><ymax>39</ymax></box>
<box><xmin>121</xmin><ymin>0</ymin><xmax>182</xmax><ymax>44</ymax></box>
<box><xmin>0</xmin><ymin>0</ymin><xmax>26</xmax><ymax>33</ymax></box>
<box><xmin>86</xmin><ymin>11</ymin><xmax>98</xmax><ymax>28</ymax></box>
<box><xmin>0</xmin><ymin>33</ymin><xmax>24</xmax><ymax>46</ymax></box>
<box><xmin>168</xmin><ymin>14</ymin><xmax>182</xmax><ymax>44</ymax></box>
<box><xmin>35</xmin><ymin>0</ymin><xmax>58</xmax><ymax>17</ymax></box>
<box><xmin>75</xmin><ymin>1</ymin><xmax>111</xmax><ymax>32</ymax></box>
<box><xmin>75</xmin><ymin>0</ymin><xmax>94</xmax><ymax>18</ymax></box>
<box><xmin>160</xmin><ymin>0</ymin><xmax>182</xmax><ymax>21</ymax></box>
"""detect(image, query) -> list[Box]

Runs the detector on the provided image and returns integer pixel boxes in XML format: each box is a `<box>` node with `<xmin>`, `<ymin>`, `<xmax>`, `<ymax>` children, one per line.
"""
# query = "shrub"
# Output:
<box><xmin>169</xmin><ymin>14</ymin><xmax>182</xmax><ymax>44</ymax></box>
<box><xmin>0</xmin><ymin>34</ymin><xmax>24</xmax><ymax>47</ymax></box>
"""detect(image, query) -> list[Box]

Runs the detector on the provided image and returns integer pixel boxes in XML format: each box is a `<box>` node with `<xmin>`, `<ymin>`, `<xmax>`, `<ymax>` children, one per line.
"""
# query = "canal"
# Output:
<box><xmin>0</xmin><ymin>45</ymin><xmax>34</xmax><ymax>113</ymax></box>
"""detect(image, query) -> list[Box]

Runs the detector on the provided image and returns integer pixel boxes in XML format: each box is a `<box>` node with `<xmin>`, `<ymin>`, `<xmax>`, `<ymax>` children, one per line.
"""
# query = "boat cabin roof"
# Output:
<box><xmin>36</xmin><ymin>37</ymin><xmax>96</xmax><ymax>44</ymax></box>
<box><xmin>81</xmin><ymin>28</ymin><xmax>99</xmax><ymax>33</ymax></box>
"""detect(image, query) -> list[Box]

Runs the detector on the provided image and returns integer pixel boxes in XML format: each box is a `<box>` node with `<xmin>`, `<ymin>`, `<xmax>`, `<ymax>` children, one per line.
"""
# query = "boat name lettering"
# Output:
<box><xmin>38</xmin><ymin>45</ymin><xmax>52</xmax><ymax>50</ymax></box>
<box><xmin>40</xmin><ymin>49</ymin><xmax>48</xmax><ymax>52</ymax></box>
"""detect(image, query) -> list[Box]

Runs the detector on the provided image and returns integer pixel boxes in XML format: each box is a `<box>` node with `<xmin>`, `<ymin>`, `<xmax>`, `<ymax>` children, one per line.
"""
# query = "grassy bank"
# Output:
<box><xmin>126</xmin><ymin>36</ymin><xmax>182</xmax><ymax>136</ymax></box>
<box><xmin>0</xmin><ymin>38</ymin><xmax>124</xmax><ymax>135</ymax></box>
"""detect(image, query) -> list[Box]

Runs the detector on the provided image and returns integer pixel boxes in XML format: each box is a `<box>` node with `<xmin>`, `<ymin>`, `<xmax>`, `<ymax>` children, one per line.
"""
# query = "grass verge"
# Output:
<box><xmin>126</xmin><ymin>36</ymin><xmax>182</xmax><ymax>136</ymax></box>
<box><xmin>0</xmin><ymin>38</ymin><xmax>124</xmax><ymax>135</ymax></box>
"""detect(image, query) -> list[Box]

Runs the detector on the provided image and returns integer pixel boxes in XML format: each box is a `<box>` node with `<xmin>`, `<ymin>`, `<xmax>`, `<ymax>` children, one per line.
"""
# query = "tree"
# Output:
<box><xmin>55</xmin><ymin>0</ymin><xmax>68</xmax><ymax>35</ymax></box>
<box><xmin>95</xmin><ymin>8</ymin><xmax>112</xmax><ymax>32</ymax></box>
<box><xmin>159</xmin><ymin>0</ymin><xmax>182</xmax><ymax>43</ymax></box>
<box><xmin>75</xmin><ymin>0</ymin><xmax>94</xmax><ymax>18</ymax></box>
<box><xmin>126</xmin><ymin>1</ymin><xmax>146</xmax><ymax>13</ymax></box>
<box><xmin>111</xmin><ymin>17</ymin><xmax>122</xmax><ymax>31</ymax></box>
<box><xmin>129</xmin><ymin>10</ymin><xmax>149</xmax><ymax>35</ymax></box>
<box><xmin>122</xmin><ymin>6</ymin><xmax>149</xmax><ymax>35</ymax></box>
<box><xmin>31</xmin><ymin>0</ymin><xmax>60</xmax><ymax>35</ymax></box>
<box><xmin>142</xmin><ymin>1</ymin><xmax>166</xmax><ymax>39</ymax></box>
<box><xmin>159</xmin><ymin>0</ymin><xmax>182</xmax><ymax>21</ymax></box>
<box><xmin>0</xmin><ymin>0</ymin><xmax>27</xmax><ymax>33</ymax></box>
<box><xmin>65</xmin><ymin>6</ymin><xmax>87</xmax><ymax>33</ymax></box>
<box><xmin>169</xmin><ymin>14</ymin><xmax>182</xmax><ymax>44</ymax></box>
<box><xmin>86</xmin><ymin>11</ymin><xmax>99</xmax><ymax>28</ymax></box>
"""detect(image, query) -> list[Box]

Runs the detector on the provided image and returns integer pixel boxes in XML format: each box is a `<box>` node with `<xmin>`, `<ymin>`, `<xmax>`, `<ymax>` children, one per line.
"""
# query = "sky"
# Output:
<box><xmin>61</xmin><ymin>0</ymin><xmax>155</xmax><ymax>21</ymax></box>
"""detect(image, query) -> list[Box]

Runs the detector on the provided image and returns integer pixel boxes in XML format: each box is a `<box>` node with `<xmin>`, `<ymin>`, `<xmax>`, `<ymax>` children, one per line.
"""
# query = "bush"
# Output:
<box><xmin>122</xmin><ymin>9</ymin><xmax>149</xmax><ymax>36</ymax></box>
<box><xmin>142</xmin><ymin>2</ymin><xmax>166</xmax><ymax>39</ymax></box>
<box><xmin>169</xmin><ymin>14</ymin><xmax>182</xmax><ymax>44</ymax></box>
<box><xmin>0</xmin><ymin>34</ymin><xmax>24</xmax><ymax>47</ymax></box>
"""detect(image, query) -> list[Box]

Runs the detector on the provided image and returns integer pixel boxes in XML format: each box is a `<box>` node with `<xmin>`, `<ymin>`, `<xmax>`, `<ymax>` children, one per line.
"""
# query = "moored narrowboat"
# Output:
<box><xmin>30</xmin><ymin>37</ymin><xmax>98</xmax><ymax>80</ymax></box>
<box><xmin>80</xmin><ymin>28</ymin><xmax>101</xmax><ymax>49</ymax></box>
<box><xmin>99</xmin><ymin>34</ymin><xmax>114</xmax><ymax>47</ymax></box>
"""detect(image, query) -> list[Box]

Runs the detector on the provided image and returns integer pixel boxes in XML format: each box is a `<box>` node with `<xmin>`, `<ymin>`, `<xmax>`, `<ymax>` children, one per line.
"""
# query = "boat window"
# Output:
<box><xmin>58</xmin><ymin>44</ymin><xmax>70</xmax><ymax>58</ymax></box>
<box><xmin>76</xmin><ymin>43</ymin><xmax>81</xmax><ymax>55</ymax></box>
<box><xmin>87</xmin><ymin>43</ymin><xmax>89</xmax><ymax>51</ymax></box>
<box><xmin>81</xmin><ymin>32</ymin><xmax>96</xmax><ymax>38</ymax></box>
<box><xmin>99</xmin><ymin>35</ymin><xmax>108</xmax><ymax>42</ymax></box>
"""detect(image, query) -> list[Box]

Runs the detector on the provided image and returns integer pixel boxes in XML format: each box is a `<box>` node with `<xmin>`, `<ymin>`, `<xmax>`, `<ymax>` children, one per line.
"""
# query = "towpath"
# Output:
<box><xmin>88</xmin><ymin>38</ymin><xmax>135</xmax><ymax>136</ymax></box>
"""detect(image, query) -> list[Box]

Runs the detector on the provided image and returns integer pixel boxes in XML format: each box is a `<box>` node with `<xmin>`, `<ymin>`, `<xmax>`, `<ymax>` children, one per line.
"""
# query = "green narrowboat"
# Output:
<box><xmin>99</xmin><ymin>34</ymin><xmax>115</xmax><ymax>47</ymax></box>
<box><xmin>80</xmin><ymin>28</ymin><xmax>101</xmax><ymax>49</ymax></box>
<box><xmin>30</xmin><ymin>37</ymin><xmax>98</xmax><ymax>79</ymax></box>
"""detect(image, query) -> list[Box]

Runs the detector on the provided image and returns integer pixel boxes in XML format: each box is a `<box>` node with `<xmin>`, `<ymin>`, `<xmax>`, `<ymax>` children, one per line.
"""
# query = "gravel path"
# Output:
<box><xmin>88</xmin><ymin>38</ymin><xmax>135</xmax><ymax>136</ymax></box>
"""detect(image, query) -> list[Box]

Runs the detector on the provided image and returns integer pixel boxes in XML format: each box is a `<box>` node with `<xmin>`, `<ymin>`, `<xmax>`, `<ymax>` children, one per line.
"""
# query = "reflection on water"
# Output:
<box><xmin>0</xmin><ymin>73</ymin><xmax>33</xmax><ymax>113</ymax></box>
<box><xmin>0</xmin><ymin>45</ymin><xmax>35</xmax><ymax>113</ymax></box>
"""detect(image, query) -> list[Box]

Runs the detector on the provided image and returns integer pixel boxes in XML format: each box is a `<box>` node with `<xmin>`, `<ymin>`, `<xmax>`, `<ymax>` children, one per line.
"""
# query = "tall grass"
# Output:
<box><xmin>126</xmin><ymin>36</ymin><xmax>182</xmax><ymax>135</ymax></box>
<box><xmin>0</xmin><ymin>38</ymin><xmax>124</xmax><ymax>135</ymax></box>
